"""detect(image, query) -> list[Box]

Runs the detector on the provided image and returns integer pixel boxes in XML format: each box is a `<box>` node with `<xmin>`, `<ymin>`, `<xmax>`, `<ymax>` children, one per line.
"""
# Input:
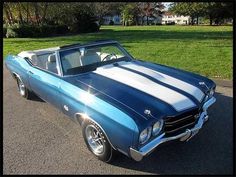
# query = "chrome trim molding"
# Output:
<box><xmin>55</xmin><ymin>51</ymin><xmax>63</xmax><ymax>77</ymax></box>
<box><xmin>59</xmin><ymin>41</ymin><xmax>118</xmax><ymax>52</ymax></box>
<box><xmin>12</xmin><ymin>72</ymin><xmax>19</xmax><ymax>80</ymax></box>
<box><xmin>130</xmin><ymin>97</ymin><xmax>216</xmax><ymax>161</ymax></box>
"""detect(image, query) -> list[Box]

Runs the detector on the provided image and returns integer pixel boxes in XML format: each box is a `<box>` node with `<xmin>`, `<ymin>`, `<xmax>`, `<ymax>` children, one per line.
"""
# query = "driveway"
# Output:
<box><xmin>3</xmin><ymin>66</ymin><xmax>233</xmax><ymax>175</ymax></box>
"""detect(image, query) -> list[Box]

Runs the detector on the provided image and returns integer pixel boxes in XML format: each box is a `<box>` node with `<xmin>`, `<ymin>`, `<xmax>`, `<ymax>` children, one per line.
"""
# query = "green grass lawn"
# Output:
<box><xmin>3</xmin><ymin>25</ymin><xmax>233</xmax><ymax>79</ymax></box>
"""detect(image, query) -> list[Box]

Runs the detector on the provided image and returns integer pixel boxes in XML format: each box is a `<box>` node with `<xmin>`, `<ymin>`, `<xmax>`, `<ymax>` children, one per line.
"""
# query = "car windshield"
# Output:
<box><xmin>59</xmin><ymin>43</ymin><xmax>133</xmax><ymax>75</ymax></box>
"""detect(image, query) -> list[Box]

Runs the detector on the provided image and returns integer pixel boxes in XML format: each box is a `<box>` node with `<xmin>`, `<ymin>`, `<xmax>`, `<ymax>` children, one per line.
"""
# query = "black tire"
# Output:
<box><xmin>82</xmin><ymin>119</ymin><xmax>114</xmax><ymax>163</ymax></box>
<box><xmin>16</xmin><ymin>76</ymin><xmax>33</xmax><ymax>99</ymax></box>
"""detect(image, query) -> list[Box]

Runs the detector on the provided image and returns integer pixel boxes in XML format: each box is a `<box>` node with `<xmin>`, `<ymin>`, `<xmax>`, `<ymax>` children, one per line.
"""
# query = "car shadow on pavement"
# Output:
<box><xmin>110</xmin><ymin>92</ymin><xmax>233</xmax><ymax>175</ymax></box>
<box><xmin>30</xmin><ymin>93</ymin><xmax>45</xmax><ymax>102</ymax></box>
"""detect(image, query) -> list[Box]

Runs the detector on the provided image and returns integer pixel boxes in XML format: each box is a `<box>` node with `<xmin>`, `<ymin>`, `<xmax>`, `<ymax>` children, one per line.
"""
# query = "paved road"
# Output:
<box><xmin>3</xmin><ymin>66</ymin><xmax>233</xmax><ymax>175</ymax></box>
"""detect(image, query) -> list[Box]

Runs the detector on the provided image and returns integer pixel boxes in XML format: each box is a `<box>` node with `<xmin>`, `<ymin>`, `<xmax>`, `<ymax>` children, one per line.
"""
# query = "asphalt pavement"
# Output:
<box><xmin>3</xmin><ymin>66</ymin><xmax>233</xmax><ymax>175</ymax></box>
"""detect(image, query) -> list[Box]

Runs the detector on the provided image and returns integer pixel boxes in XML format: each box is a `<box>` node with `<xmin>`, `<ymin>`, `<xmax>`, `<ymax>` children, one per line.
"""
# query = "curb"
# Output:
<box><xmin>212</xmin><ymin>78</ymin><xmax>233</xmax><ymax>88</ymax></box>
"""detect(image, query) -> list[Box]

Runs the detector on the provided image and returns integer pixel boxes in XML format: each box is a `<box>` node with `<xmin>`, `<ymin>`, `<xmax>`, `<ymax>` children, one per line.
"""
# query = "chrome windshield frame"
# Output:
<box><xmin>58</xmin><ymin>41</ymin><xmax>134</xmax><ymax>76</ymax></box>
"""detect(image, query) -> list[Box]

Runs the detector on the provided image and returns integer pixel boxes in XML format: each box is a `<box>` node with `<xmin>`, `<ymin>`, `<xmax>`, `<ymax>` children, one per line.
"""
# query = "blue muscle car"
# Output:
<box><xmin>5</xmin><ymin>40</ymin><xmax>216</xmax><ymax>162</ymax></box>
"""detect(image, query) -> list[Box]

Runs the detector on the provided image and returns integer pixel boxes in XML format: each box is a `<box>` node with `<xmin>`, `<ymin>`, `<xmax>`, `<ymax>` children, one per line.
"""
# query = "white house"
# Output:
<box><xmin>161</xmin><ymin>12</ymin><xmax>190</xmax><ymax>25</ymax></box>
<box><xmin>102</xmin><ymin>15</ymin><xmax>122</xmax><ymax>25</ymax></box>
<box><xmin>102</xmin><ymin>12</ymin><xmax>190</xmax><ymax>25</ymax></box>
<box><xmin>103</xmin><ymin>15</ymin><xmax>162</xmax><ymax>25</ymax></box>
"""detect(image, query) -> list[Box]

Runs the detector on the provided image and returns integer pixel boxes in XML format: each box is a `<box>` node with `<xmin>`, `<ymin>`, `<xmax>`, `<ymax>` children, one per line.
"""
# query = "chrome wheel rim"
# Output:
<box><xmin>17</xmin><ymin>78</ymin><xmax>25</xmax><ymax>96</ymax></box>
<box><xmin>85</xmin><ymin>125</ymin><xmax>104</xmax><ymax>155</ymax></box>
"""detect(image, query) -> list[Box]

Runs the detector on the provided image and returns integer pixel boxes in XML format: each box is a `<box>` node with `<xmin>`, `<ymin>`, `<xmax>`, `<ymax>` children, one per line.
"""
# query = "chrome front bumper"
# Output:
<box><xmin>130</xmin><ymin>97</ymin><xmax>216</xmax><ymax>161</ymax></box>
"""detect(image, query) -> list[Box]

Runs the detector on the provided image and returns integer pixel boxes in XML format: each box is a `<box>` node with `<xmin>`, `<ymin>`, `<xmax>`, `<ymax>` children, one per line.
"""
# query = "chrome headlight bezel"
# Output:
<box><xmin>209</xmin><ymin>88</ymin><xmax>215</xmax><ymax>98</ymax></box>
<box><xmin>152</xmin><ymin>120</ymin><xmax>164</xmax><ymax>136</ymax></box>
<box><xmin>139</xmin><ymin>127</ymin><xmax>152</xmax><ymax>144</ymax></box>
<box><xmin>204</xmin><ymin>87</ymin><xmax>215</xmax><ymax>102</ymax></box>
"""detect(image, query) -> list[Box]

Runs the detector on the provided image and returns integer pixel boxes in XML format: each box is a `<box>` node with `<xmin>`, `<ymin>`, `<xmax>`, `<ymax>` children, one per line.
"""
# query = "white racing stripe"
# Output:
<box><xmin>93</xmin><ymin>65</ymin><xmax>196</xmax><ymax>111</ymax></box>
<box><xmin>119</xmin><ymin>61</ymin><xmax>204</xmax><ymax>102</ymax></box>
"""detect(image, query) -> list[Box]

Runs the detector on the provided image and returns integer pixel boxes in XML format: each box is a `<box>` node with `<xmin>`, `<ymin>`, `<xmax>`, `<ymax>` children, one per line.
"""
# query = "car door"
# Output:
<box><xmin>27</xmin><ymin>52</ymin><xmax>62</xmax><ymax>109</ymax></box>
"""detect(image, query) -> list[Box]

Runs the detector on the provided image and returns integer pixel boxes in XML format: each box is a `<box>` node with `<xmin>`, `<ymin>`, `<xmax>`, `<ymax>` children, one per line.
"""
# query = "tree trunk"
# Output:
<box><xmin>22</xmin><ymin>2</ymin><xmax>33</xmax><ymax>24</ymax></box>
<box><xmin>42</xmin><ymin>3</ymin><xmax>48</xmax><ymax>24</ymax></box>
<box><xmin>191</xmin><ymin>16</ymin><xmax>194</xmax><ymax>25</ymax></box>
<box><xmin>33</xmin><ymin>3</ymin><xmax>40</xmax><ymax>25</ymax></box>
<box><xmin>146</xmin><ymin>16</ymin><xmax>149</xmax><ymax>25</ymax></box>
<box><xmin>99</xmin><ymin>15</ymin><xmax>103</xmax><ymax>25</ymax></box>
<box><xmin>196</xmin><ymin>16</ymin><xmax>199</xmax><ymax>25</ymax></box>
<box><xmin>26</xmin><ymin>3</ymin><xmax>29</xmax><ymax>23</ymax></box>
<box><xmin>122</xmin><ymin>12</ymin><xmax>125</xmax><ymax>26</ymax></box>
<box><xmin>18</xmin><ymin>3</ymin><xmax>23</xmax><ymax>24</ymax></box>
<box><xmin>209</xmin><ymin>16</ymin><xmax>213</xmax><ymax>25</ymax></box>
<box><xmin>135</xmin><ymin>16</ymin><xmax>138</xmax><ymax>25</ymax></box>
<box><xmin>4</xmin><ymin>3</ymin><xmax>14</xmax><ymax>24</ymax></box>
<box><xmin>125</xmin><ymin>20</ymin><xmax>128</xmax><ymax>26</ymax></box>
<box><xmin>3</xmin><ymin>3</ymin><xmax>11</xmax><ymax>24</ymax></box>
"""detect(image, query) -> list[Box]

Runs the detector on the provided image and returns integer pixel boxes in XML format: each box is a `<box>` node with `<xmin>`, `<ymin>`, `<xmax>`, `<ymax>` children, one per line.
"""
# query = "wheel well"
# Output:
<box><xmin>74</xmin><ymin>113</ymin><xmax>85</xmax><ymax>125</ymax></box>
<box><xmin>12</xmin><ymin>72</ymin><xmax>18</xmax><ymax>80</ymax></box>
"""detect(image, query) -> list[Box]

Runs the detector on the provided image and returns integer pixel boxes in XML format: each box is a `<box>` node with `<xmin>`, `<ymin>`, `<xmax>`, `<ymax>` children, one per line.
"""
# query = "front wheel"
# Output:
<box><xmin>82</xmin><ymin>119</ymin><xmax>114</xmax><ymax>163</ymax></box>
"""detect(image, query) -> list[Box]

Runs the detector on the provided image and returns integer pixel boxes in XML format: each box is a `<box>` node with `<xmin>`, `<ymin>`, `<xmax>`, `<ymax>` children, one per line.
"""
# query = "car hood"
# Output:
<box><xmin>63</xmin><ymin>60</ymin><xmax>215</xmax><ymax>129</ymax></box>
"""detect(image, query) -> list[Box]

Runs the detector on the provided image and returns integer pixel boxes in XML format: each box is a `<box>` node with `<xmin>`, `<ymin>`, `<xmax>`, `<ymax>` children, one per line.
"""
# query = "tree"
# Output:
<box><xmin>93</xmin><ymin>3</ymin><xmax>123</xmax><ymax>25</ymax></box>
<box><xmin>170</xmin><ymin>2</ymin><xmax>233</xmax><ymax>25</ymax></box>
<box><xmin>170</xmin><ymin>2</ymin><xmax>206</xmax><ymax>25</ymax></box>
<box><xmin>138</xmin><ymin>2</ymin><xmax>164</xmax><ymax>25</ymax></box>
<box><xmin>205</xmin><ymin>2</ymin><xmax>233</xmax><ymax>25</ymax></box>
<box><xmin>121</xmin><ymin>3</ymin><xmax>136</xmax><ymax>26</ymax></box>
<box><xmin>3</xmin><ymin>3</ymin><xmax>14</xmax><ymax>25</ymax></box>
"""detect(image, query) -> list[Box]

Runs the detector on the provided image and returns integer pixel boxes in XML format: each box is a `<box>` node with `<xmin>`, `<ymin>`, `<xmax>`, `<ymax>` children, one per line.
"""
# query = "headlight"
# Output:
<box><xmin>139</xmin><ymin>127</ymin><xmax>152</xmax><ymax>144</ymax></box>
<box><xmin>152</xmin><ymin>120</ymin><xmax>164</xmax><ymax>136</ymax></box>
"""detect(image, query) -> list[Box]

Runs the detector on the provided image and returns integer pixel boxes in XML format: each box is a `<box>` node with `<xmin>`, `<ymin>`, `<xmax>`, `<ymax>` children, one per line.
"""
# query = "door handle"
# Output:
<box><xmin>28</xmin><ymin>71</ymin><xmax>34</xmax><ymax>75</ymax></box>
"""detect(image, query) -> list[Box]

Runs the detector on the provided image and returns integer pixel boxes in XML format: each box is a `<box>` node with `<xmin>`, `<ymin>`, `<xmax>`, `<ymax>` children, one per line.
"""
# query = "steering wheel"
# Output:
<box><xmin>101</xmin><ymin>53</ymin><xmax>117</xmax><ymax>62</ymax></box>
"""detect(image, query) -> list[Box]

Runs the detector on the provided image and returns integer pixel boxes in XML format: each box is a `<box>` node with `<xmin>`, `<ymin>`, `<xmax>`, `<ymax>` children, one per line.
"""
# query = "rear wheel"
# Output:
<box><xmin>82</xmin><ymin>119</ymin><xmax>114</xmax><ymax>163</ymax></box>
<box><xmin>16</xmin><ymin>76</ymin><xmax>33</xmax><ymax>99</ymax></box>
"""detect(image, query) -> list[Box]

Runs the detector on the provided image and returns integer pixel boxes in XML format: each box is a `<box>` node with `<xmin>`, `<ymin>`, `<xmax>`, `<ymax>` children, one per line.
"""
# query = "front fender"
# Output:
<box><xmin>76</xmin><ymin>103</ymin><xmax>139</xmax><ymax>157</ymax></box>
<box><xmin>59</xmin><ymin>80</ymin><xmax>139</xmax><ymax>156</ymax></box>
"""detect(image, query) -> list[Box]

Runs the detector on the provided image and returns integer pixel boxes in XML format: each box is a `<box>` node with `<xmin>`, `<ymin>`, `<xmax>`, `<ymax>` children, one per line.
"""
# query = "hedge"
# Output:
<box><xmin>5</xmin><ymin>24</ymin><xmax>70</xmax><ymax>38</ymax></box>
<box><xmin>3</xmin><ymin>27</ymin><xmax>7</xmax><ymax>38</ymax></box>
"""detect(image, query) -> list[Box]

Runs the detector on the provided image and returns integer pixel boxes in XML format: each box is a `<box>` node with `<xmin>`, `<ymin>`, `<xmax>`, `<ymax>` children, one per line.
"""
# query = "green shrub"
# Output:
<box><xmin>5</xmin><ymin>23</ymin><xmax>70</xmax><ymax>38</ymax></box>
<box><xmin>3</xmin><ymin>25</ymin><xmax>7</xmax><ymax>37</ymax></box>
<box><xmin>6</xmin><ymin>23</ymin><xmax>36</xmax><ymax>38</ymax></box>
<box><xmin>15</xmin><ymin>24</ymin><xmax>40</xmax><ymax>37</ymax></box>
<box><xmin>55</xmin><ymin>25</ymin><xmax>69</xmax><ymax>34</ymax></box>
<box><xmin>73</xmin><ymin>13</ymin><xmax>100</xmax><ymax>33</ymax></box>
<box><xmin>39</xmin><ymin>24</ymin><xmax>69</xmax><ymax>35</ymax></box>
<box><xmin>109</xmin><ymin>20</ymin><xmax>114</xmax><ymax>25</ymax></box>
<box><xmin>38</xmin><ymin>25</ymin><xmax>54</xmax><ymax>36</ymax></box>
<box><xmin>6</xmin><ymin>25</ymin><xmax>18</xmax><ymax>38</ymax></box>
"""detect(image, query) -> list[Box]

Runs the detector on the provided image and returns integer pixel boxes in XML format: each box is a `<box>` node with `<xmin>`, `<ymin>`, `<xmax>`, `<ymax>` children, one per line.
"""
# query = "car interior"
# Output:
<box><xmin>18</xmin><ymin>50</ymin><xmax>59</xmax><ymax>74</ymax></box>
<box><xmin>18</xmin><ymin>45</ymin><xmax>125</xmax><ymax>75</ymax></box>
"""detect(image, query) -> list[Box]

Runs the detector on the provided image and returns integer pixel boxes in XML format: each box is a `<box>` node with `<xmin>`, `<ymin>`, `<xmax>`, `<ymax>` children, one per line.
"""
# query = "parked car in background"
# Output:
<box><xmin>5</xmin><ymin>40</ymin><xmax>216</xmax><ymax>162</ymax></box>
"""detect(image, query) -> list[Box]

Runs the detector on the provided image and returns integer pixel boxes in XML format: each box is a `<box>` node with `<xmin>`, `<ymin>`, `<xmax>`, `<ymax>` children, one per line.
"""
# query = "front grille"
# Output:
<box><xmin>164</xmin><ymin>109</ymin><xmax>199</xmax><ymax>137</ymax></box>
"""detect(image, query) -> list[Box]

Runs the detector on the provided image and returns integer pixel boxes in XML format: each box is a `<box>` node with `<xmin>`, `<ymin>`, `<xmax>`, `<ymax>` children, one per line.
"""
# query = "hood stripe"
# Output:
<box><xmin>119</xmin><ymin>61</ymin><xmax>204</xmax><ymax>102</ymax></box>
<box><xmin>93</xmin><ymin>64</ymin><xmax>196</xmax><ymax>112</ymax></box>
<box><xmin>117</xmin><ymin>65</ymin><xmax>200</xmax><ymax>105</ymax></box>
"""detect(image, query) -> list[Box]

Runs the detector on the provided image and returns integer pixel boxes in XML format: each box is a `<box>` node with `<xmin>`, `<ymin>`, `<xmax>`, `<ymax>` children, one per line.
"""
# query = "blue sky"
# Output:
<box><xmin>163</xmin><ymin>2</ymin><xmax>172</xmax><ymax>10</ymax></box>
